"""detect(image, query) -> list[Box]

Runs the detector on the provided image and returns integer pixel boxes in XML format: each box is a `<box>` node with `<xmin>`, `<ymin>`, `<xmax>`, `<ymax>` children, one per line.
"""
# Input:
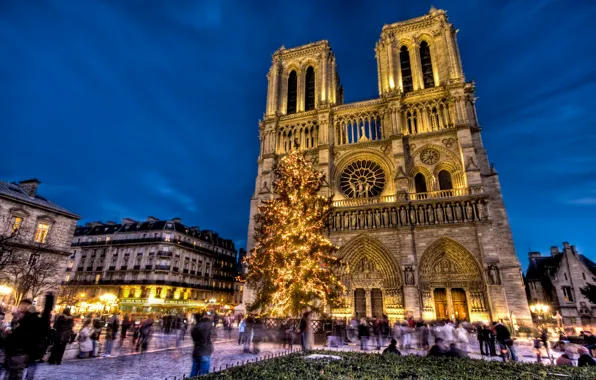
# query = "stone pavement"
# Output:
<box><xmin>31</xmin><ymin>331</ymin><xmax>568</xmax><ymax>380</ymax></box>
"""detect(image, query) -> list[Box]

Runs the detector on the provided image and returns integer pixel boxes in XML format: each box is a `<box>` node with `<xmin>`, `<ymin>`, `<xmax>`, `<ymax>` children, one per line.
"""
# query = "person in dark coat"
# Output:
<box><xmin>482</xmin><ymin>325</ymin><xmax>496</xmax><ymax>356</ymax></box>
<box><xmin>493</xmin><ymin>321</ymin><xmax>518</xmax><ymax>361</ymax></box>
<box><xmin>578</xmin><ymin>346</ymin><xmax>596</xmax><ymax>367</ymax></box>
<box><xmin>476</xmin><ymin>324</ymin><xmax>486</xmax><ymax>355</ymax></box>
<box><xmin>119</xmin><ymin>314</ymin><xmax>131</xmax><ymax>345</ymax></box>
<box><xmin>4</xmin><ymin>299</ymin><xmax>44</xmax><ymax>380</ymax></box>
<box><xmin>189</xmin><ymin>314</ymin><xmax>213</xmax><ymax>377</ymax></box>
<box><xmin>383</xmin><ymin>339</ymin><xmax>401</xmax><ymax>355</ymax></box>
<box><xmin>357</xmin><ymin>318</ymin><xmax>370</xmax><ymax>351</ymax></box>
<box><xmin>427</xmin><ymin>337</ymin><xmax>446</xmax><ymax>357</ymax></box>
<box><xmin>47</xmin><ymin>308</ymin><xmax>74</xmax><ymax>365</ymax></box>
<box><xmin>445</xmin><ymin>342</ymin><xmax>468</xmax><ymax>358</ymax></box>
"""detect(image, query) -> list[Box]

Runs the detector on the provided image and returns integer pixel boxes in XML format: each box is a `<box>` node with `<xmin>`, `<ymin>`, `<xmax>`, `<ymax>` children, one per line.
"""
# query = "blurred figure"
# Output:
<box><xmin>76</xmin><ymin>320</ymin><xmax>93</xmax><ymax>359</ymax></box>
<box><xmin>400</xmin><ymin>322</ymin><xmax>412</xmax><ymax>350</ymax></box>
<box><xmin>90</xmin><ymin>317</ymin><xmax>102</xmax><ymax>357</ymax></box>
<box><xmin>4</xmin><ymin>299</ymin><xmax>40</xmax><ymax>380</ymax></box>
<box><xmin>103</xmin><ymin>314</ymin><xmax>119</xmax><ymax>357</ymax></box>
<box><xmin>443</xmin><ymin>321</ymin><xmax>455</xmax><ymax>345</ymax></box>
<box><xmin>137</xmin><ymin>315</ymin><xmax>154</xmax><ymax>358</ymax></box>
<box><xmin>243</xmin><ymin>315</ymin><xmax>254</xmax><ymax>353</ymax></box>
<box><xmin>237</xmin><ymin>317</ymin><xmax>246</xmax><ymax>345</ymax></box>
<box><xmin>299</xmin><ymin>311</ymin><xmax>312</xmax><ymax>352</ymax></box>
<box><xmin>252</xmin><ymin>318</ymin><xmax>264</xmax><ymax>354</ymax></box>
<box><xmin>494</xmin><ymin>321</ymin><xmax>518</xmax><ymax>361</ymax></box>
<box><xmin>419</xmin><ymin>322</ymin><xmax>430</xmax><ymax>351</ymax></box>
<box><xmin>455</xmin><ymin>323</ymin><xmax>469</xmax><ymax>351</ymax></box>
<box><xmin>578</xmin><ymin>346</ymin><xmax>595</xmax><ymax>366</ymax></box>
<box><xmin>358</xmin><ymin>318</ymin><xmax>370</xmax><ymax>351</ymax></box>
<box><xmin>427</xmin><ymin>337</ymin><xmax>446</xmax><ymax>357</ymax></box>
<box><xmin>555</xmin><ymin>348</ymin><xmax>575</xmax><ymax>366</ymax></box>
<box><xmin>47</xmin><ymin>308</ymin><xmax>74</xmax><ymax>365</ymax></box>
<box><xmin>476</xmin><ymin>324</ymin><xmax>486</xmax><ymax>355</ymax></box>
<box><xmin>382</xmin><ymin>339</ymin><xmax>401</xmax><ymax>355</ymax></box>
<box><xmin>482</xmin><ymin>325</ymin><xmax>496</xmax><ymax>356</ymax></box>
<box><xmin>446</xmin><ymin>342</ymin><xmax>468</xmax><ymax>358</ymax></box>
<box><xmin>119</xmin><ymin>314</ymin><xmax>131</xmax><ymax>346</ymax></box>
<box><xmin>190</xmin><ymin>314</ymin><xmax>213</xmax><ymax>377</ymax></box>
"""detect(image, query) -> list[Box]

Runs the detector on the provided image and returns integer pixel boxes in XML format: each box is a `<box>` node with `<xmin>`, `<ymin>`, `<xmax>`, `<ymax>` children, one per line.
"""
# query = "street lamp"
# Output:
<box><xmin>0</xmin><ymin>285</ymin><xmax>12</xmax><ymax>307</ymax></box>
<box><xmin>99</xmin><ymin>293</ymin><xmax>117</xmax><ymax>314</ymax></box>
<box><xmin>530</xmin><ymin>303</ymin><xmax>550</xmax><ymax>324</ymax></box>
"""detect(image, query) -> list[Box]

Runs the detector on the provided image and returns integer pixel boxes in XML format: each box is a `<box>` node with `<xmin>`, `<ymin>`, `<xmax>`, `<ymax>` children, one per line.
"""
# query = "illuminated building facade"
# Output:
<box><xmin>245</xmin><ymin>8</ymin><xmax>532</xmax><ymax>325</ymax></box>
<box><xmin>63</xmin><ymin>217</ymin><xmax>238</xmax><ymax>314</ymax></box>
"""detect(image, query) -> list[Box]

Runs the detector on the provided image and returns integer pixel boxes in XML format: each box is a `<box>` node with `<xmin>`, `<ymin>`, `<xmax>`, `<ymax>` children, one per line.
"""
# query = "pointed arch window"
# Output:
<box><xmin>414</xmin><ymin>173</ymin><xmax>427</xmax><ymax>193</ymax></box>
<box><xmin>305</xmin><ymin>66</ymin><xmax>315</xmax><ymax>111</ymax></box>
<box><xmin>287</xmin><ymin>70</ymin><xmax>297</xmax><ymax>114</ymax></box>
<box><xmin>419</xmin><ymin>41</ymin><xmax>435</xmax><ymax>88</ymax></box>
<box><xmin>400</xmin><ymin>46</ymin><xmax>414</xmax><ymax>93</ymax></box>
<box><xmin>406</xmin><ymin>110</ymin><xmax>418</xmax><ymax>134</ymax></box>
<box><xmin>438</xmin><ymin>170</ymin><xmax>453</xmax><ymax>190</ymax></box>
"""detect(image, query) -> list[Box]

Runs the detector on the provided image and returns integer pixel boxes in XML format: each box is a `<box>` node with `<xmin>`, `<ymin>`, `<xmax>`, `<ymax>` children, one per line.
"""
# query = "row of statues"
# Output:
<box><xmin>328</xmin><ymin>200</ymin><xmax>486</xmax><ymax>231</ymax></box>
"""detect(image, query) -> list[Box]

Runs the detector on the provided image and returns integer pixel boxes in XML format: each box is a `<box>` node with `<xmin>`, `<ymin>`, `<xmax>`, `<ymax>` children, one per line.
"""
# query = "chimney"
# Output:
<box><xmin>105</xmin><ymin>221</ymin><xmax>117</xmax><ymax>226</ymax></box>
<box><xmin>172</xmin><ymin>217</ymin><xmax>182</xmax><ymax>224</ymax></box>
<box><xmin>18</xmin><ymin>179</ymin><xmax>41</xmax><ymax>197</ymax></box>
<box><xmin>550</xmin><ymin>246</ymin><xmax>560</xmax><ymax>257</ymax></box>
<box><xmin>563</xmin><ymin>242</ymin><xmax>572</xmax><ymax>254</ymax></box>
<box><xmin>121</xmin><ymin>217</ymin><xmax>138</xmax><ymax>224</ymax></box>
<box><xmin>571</xmin><ymin>245</ymin><xmax>578</xmax><ymax>255</ymax></box>
<box><xmin>146</xmin><ymin>216</ymin><xmax>160</xmax><ymax>222</ymax></box>
<box><xmin>528</xmin><ymin>252</ymin><xmax>541</xmax><ymax>261</ymax></box>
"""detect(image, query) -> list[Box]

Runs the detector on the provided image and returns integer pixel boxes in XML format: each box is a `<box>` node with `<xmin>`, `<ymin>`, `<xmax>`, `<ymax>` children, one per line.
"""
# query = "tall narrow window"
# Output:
<box><xmin>438</xmin><ymin>170</ymin><xmax>453</xmax><ymax>190</ymax></box>
<box><xmin>287</xmin><ymin>70</ymin><xmax>297</xmax><ymax>114</ymax></box>
<box><xmin>10</xmin><ymin>216</ymin><xmax>22</xmax><ymax>235</ymax></box>
<box><xmin>34</xmin><ymin>222</ymin><xmax>50</xmax><ymax>243</ymax></box>
<box><xmin>419</xmin><ymin>41</ymin><xmax>435</xmax><ymax>88</ymax></box>
<box><xmin>305</xmin><ymin>66</ymin><xmax>315</xmax><ymax>111</ymax></box>
<box><xmin>406</xmin><ymin>111</ymin><xmax>418</xmax><ymax>134</ymax></box>
<box><xmin>400</xmin><ymin>46</ymin><xmax>413</xmax><ymax>93</ymax></box>
<box><xmin>414</xmin><ymin>173</ymin><xmax>427</xmax><ymax>193</ymax></box>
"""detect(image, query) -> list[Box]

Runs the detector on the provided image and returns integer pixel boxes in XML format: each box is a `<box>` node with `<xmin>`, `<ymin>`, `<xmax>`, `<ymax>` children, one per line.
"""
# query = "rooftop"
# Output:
<box><xmin>0</xmin><ymin>179</ymin><xmax>80</xmax><ymax>219</ymax></box>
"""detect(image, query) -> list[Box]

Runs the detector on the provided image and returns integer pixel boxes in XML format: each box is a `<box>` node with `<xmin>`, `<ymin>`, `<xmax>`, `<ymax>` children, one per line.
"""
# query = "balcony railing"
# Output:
<box><xmin>332</xmin><ymin>195</ymin><xmax>397</xmax><ymax>208</ymax></box>
<box><xmin>410</xmin><ymin>188</ymin><xmax>469</xmax><ymax>200</ymax></box>
<box><xmin>155</xmin><ymin>265</ymin><xmax>171</xmax><ymax>271</ymax></box>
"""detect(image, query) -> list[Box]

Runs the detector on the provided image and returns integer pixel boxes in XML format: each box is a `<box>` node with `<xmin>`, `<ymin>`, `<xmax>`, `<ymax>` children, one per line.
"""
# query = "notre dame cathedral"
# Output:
<box><xmin>245</xmin><ymin>8</ymin><xmax>532</xmax><ymax>326</ymax></box>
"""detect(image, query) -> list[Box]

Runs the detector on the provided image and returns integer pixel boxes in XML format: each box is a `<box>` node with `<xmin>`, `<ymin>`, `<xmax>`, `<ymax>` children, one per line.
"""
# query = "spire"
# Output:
<box><xmin>429</xmin><ymin>5</ymin><xmax>437</xmax><ymax>13</ymax></box>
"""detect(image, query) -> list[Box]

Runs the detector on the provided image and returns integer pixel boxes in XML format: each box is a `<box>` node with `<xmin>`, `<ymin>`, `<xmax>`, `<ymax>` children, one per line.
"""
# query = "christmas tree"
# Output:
<box><xmin>245</xmin><ymin>149</ymin><xmax>345</xmax><ymax>317</ymax></box>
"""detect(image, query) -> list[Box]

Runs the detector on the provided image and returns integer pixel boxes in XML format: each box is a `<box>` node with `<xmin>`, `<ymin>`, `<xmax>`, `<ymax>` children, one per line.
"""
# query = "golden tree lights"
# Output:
<box><xmin>245</xmin><ymin>149</ymin><xmax>345</xmax><ymax>317</ymax></box>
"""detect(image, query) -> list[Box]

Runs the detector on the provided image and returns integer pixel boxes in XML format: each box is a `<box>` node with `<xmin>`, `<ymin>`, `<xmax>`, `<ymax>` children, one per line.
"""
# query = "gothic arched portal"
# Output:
<box><xmin>334</xmin><ymin>234</ymin><xmax>403</xmax><ymax>318</ymax></box>
<box><xmin>418</xmin><ymin>237</ymin><xmax>487</xmax><ymax>321</ymax></box>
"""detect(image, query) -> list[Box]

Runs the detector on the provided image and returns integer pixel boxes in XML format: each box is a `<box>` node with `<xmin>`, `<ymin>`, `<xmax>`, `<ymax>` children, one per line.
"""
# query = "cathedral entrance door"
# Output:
<box><xmin>433</xmin><ymin>288</ymin><xmax>448</xmax><ymax>320</ymax></box>
<box><xmin>451</xmin><ymin>288</ymin><xmax>469</xmax><ymax>321</ymax></box>
<box><xmin>371</xmin><ymin>288</ymin><xmax>383</xmax><ymax>318</ymax></box>
<box><xmin>354</xmin><ymin>288</ymin><xmax>366</xmax><ymax>319</ymax></box>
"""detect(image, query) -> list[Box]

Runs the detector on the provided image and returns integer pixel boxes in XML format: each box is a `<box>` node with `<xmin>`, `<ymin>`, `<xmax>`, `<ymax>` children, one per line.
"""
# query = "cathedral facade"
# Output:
<box><xmin>245</xmin><ymin>8</ymin><xmax>532</xmax><ymax>326</ymax></box>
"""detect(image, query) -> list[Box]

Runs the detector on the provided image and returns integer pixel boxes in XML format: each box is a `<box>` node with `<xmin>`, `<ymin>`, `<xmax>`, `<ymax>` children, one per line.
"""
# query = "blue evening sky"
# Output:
<box><xmin>1</xmin><ymin>0</ymin><xmax>595</xmax><ymax>270</ymax></box>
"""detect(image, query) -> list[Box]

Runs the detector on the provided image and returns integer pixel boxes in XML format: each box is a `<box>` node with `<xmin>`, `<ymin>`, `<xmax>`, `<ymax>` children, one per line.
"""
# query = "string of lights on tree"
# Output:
<box><xmin>244</xmin><ymin>147</ymin><xmax>345</xmax><ymax>317</ymax></box>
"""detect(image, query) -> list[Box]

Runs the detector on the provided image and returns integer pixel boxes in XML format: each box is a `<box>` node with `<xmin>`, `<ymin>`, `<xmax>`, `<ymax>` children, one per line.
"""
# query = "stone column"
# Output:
<box><xmin>365</xmin><ymin>289</ymin><xmax>372</xmax><ymax>318</ymax></box>
<box><xmin>446</xmin><ymin>288</ymin><xmax>454</xmax><ymax>320</ymax></box>
<box><xmin>411</xmin><ymin>43</ymin><xmax>423</xmax><ymax>91</ymax></box>
<box><xmin>321</xmin><ymin>55</ymin><xmax>327</xmax><ymax>105</ymax></box>
<box><xmin>386</xmin><ymin>40</ymin><xmax>395</xmax><ymax>90</ymax></box>
<box><xmin>404</xmin><ymin>286</ymin><xmax>421</xmax><ymax>319</ymax></box>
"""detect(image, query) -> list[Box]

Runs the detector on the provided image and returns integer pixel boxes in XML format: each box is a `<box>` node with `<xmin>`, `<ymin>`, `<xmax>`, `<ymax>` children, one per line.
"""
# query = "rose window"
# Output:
<box><xmin>340</xmin><ymin>160</ymin><xmax>385</xmax><ymax>198</ymax></box>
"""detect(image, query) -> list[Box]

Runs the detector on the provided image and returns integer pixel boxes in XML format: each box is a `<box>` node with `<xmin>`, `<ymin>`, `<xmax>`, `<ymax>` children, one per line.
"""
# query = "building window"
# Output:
<box><xmin>287</xmin><ymin>70</ymin><xmax>297</xmax><ymax>114</ymax></box>
<box><xmin>406</xmin><ymin>110</ymin><xmax>417</xmax><ymax>134</ymax></box>
<box><xmin>305</xmin><ymin>66</ymin><xmax>315</xmax><ymax>111</ymax></box>
<box><xmin>10</xmin><ymin>216</ymin><xmax>23</xmax><ymax>235</ymax></box>
<box><xmin>95</xmin><ymin>274</ymin><xmax>101</xmax><ymax>284</ymax></box>
<box><xmin>414</xmin><ymin>173</ymin><xmax>427</xmax><ymax>193</ymax></box>
<box><xmin>97</xmin><ymin>237</ymin><xmax>102</xmax><ymax>242</ymax></box>
<box><xmin>34</xmin><ymin>222</ymin><xmax>50</xmax><ymax>243</ymax></box>
<box><xmin>564</xmin><ymin>273</ymin><xmax>568</xmax><ymax>281</ymax></box>
<box><xmin>399</xmin><ymin>46</ymin><xmax>413</xmax><ymax>93</ymax></box>
<box><xmin>165</xmin><ymin>234</ymin><xmax>171</xmax><ymax>242</ymax></box>
<box><xmin>562</xmin><ymin>286</ymin><xmax>574</xmax><ymax>302</ymax></box>
<box><xmin>106</xmin><ymin>236</ymin><xmax>111</xmax><ymax>242</ymax></box>
<box><xmin>438</xmin><ymin>170</ymin><xmax>453</xmax><ymax>190</ymax></box>
<box><xmin>582</xmin><ymin>273</ymin><xmax>586</xmax><ymax>280</ymax></box>
<box><xmin>419</xmin><ymin>41</ymin><xmax>435</xmax><ymax>88</ymax></box>
<box><xmin>65</xmin><ymin>274</ymin><xmax>70</xmax><ymax>282</ymax></box>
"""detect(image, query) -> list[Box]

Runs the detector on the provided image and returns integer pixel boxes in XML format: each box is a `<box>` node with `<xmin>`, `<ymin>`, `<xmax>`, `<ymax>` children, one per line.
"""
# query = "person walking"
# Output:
<box><xmin>482</xmin><ymin>325</ymin><xmax>496</xmax><ymax>356</ymax></box>
<box><xmin>189</xmin><ymin>314</ymin><xmax>213</xmax><ymax>377</ymax></box>
<box><xmin>494</xmin><ymin>321</ymin><xmax>518</xmax><ymax>361</ymax></box>
<box><xmin>76</xmin><ymin>320</ymin><xmax>94</xmax><ymax>359</ymax></box>
<box><xmin>103</xmin><ymin>314</ymin><xmax>119</xmax><ymax>357</ymax></box>
<box><xmin>237</xmin><ymin>317</ymin><xmax>246</xmax><ymax>345</ymax></box>
<box><xmin>5</xmin><ymin>300</ymin><xmax>46</xmax><ymax>380</ymax></box>
<box><xmin>455</xmin><ymin>323</ymin><xmax>469</xmax><ymax>351</ymax></box>
<box><xmin>476</xmin><ymin>324</ymin><xmax>486</xmax><ymax>355</ymax></box>
<box><xmin>358</xmin><ymin>318</ymin><xmax>370</xmax><ymax>351</ymax></box>
<box><xmin>299</xmin><ymin>311</ymin><xmax>312</xmax><ymax>352</ymax></box>
<box><xmin>47</xmin><ymin>308</ymin><xmax>74</xmax><ymax>365</ymax></box>
<box><xmin>252</xmin><ymin>318</ymin><xmax>264</xmax><ymax>354</ymax></box>
<box><xmin>138</xmin><ymin>315</ymin><xmax>154</xmax><ymax>358</ymax></box>
<box><xmin>243</xmin><ymin>315</ymin><xmax>254</xmax><ymax>353</ymax></box>
<box><xmin>90</xmin><ymin>317</ymin><xmax>102</xmax><ymax>357</ymax></box>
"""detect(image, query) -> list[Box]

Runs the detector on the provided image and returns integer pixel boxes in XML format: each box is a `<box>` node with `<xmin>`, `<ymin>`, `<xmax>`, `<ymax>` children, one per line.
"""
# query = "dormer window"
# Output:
<box><xmin>10</xmin><ymin>216</ymin><xmax>23</xmax><ymax>235</ymax></box>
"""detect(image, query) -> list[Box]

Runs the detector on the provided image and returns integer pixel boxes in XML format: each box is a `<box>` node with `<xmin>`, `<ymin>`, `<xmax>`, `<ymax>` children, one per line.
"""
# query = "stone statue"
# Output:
<box><xmin>335</xmin><ymin>213</ymin><xmax>341</xmax><ymax>230</ymax></box>
<box><xmin>343</xmin><ymin>212</ymin><xmax>349</xmax><ymax>230</ymax></box>
<box><xmin>465</xmin><ymin>202</ymin><xmax>474</xmax><ymax>221</ymax></box>
<box><xmin>405</xmin><ymin>266</ymin><xmax>415</xmax><ymax>286</ymax></box>
<box><xmin>427</xmin><ymin>204</ymin><xmax>435</xmax><ymax>224</ymax></box>
<box><xmin>350</xmin><ymin>212</ymin><xmax>357</xmax><ymax>230</ymax></box>
<box><xmin>374</xmin><ymin>209</ymin><xmax>381</xmax><ymax>227</ymax></box>
<box><xmin>382</xmin><ymin>208</ymin><xmax>389</xmax><ymax>226</ymax></box>
<box><xmin>455</xmin><ymin>204</ymin><xmax>463</xmax><ymax>221</ymax></box>
<box><xmin>488</xmin><ymin>265</ymin><xmax>500</xmax><ymax>285</ymax></box>
<box><xmin>399</xmin><ymin>207</ymin><xmax>407</xmax><ymax>226</ymax></box>
<box><xmin>358</xmin><ymin>211</ymin><xmax>365</xmax><ymax>229</ymax></box>
<box><xmin>366</xmin><ymin>210</ymin><xmax>373</xmax><ymax>228</ymax></box>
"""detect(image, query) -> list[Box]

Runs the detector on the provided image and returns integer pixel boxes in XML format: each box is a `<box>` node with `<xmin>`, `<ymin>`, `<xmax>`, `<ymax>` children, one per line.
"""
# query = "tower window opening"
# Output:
<box><xmin>420</xmin><ymin>41</ymin><xmax>435</xmax><ymax>88</ymax></box>
<box><xmin>400</xmin><ymin>46</ymin><xmax>414</xmax><ymax>93</ymax></box>
<box><xmin>438</xmin><ymin>170</ymin><xmax>453</xmax><ymax>191</ymax></box>
<box><xmin>305</xmin><ymin>66</ymin><xmax>315</xmax><ymax>111</ymax></box>
<box><xmin>287</xmin><ymin>70</ymin><xmax>297</xmax><ymax>114</ymax></box>
<box><xmin>414</xmin><ymin>173</ymin><xmax>427</xmax><ymax>193</ymax></box>
<box><xmin>407</xmin><ymin>111</ymin><xmax>418</xmax><ymax>134</ymax></box>
<box><xmin>430</xmin><ymin>107</ymin><xmax>440</xmax><ymax>131</ymax></box>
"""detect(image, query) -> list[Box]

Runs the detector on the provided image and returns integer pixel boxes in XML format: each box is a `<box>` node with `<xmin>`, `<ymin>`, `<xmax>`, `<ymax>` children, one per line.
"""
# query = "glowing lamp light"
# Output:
<box><xmin>99</xmin><ymin>293</ymin><xmax>117</xmax><ymax>303</ymax></box>
<box><xmin>0</xmin><ymin>285</ymin><xmax>12</xmax><ymax>295</ymax></box>
<box><xmin>530</xmin><ymin>303</ymin><xmax>549</xmax><ymax>314</ymax></box>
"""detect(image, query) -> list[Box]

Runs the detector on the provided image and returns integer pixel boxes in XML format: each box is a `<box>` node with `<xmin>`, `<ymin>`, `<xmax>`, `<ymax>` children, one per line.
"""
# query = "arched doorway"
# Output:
<box><xmin>418</xmin><ymin>237</ymin><xmax>487</xmax><ymax>322</ymax></box>
<box><xmin>335</xmin><ymin>234</ymin><xmax>403</xmax><ymax>319</ymax></box>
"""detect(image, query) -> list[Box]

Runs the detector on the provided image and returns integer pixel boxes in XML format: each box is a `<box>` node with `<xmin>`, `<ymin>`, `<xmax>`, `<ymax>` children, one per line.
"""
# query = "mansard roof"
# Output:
<box><xmin>0</xmin><ymin>179</ymin><xmax>80</xmax><ymax>219</ymax></box>
<box><xmin>526</xmin><ymin>250</ymin><xmax>596</xmax><ymax>281</ymax></box>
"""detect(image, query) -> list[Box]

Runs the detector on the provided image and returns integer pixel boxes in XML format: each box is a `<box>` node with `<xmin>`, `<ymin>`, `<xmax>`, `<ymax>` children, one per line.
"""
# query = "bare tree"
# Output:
<box><xmin>2</xmin><ymin>242</ymin><xmax>63</xmax><ymax>305</ymax></box>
